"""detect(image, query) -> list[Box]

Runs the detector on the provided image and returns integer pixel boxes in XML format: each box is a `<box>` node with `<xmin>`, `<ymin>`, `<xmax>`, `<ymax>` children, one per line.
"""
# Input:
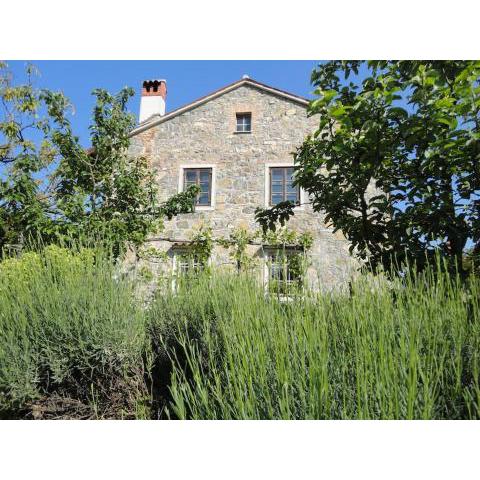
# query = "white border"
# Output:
<box><xmin>1</xmin><ymin>421</ymin><xmax>479</xmax><ymax>480</ymax></box>
<box><xmin>264</xmin><ymin>162</ymin><xmax>305</xmax><ymax>209</ymax></box>
<box><xmin>178</xmin><ymin>163</ymin><xmax>216</xmax><ymax>211</ymax></box>
<box><xmin>3</xmin><ymin>1</ymin><xmax>479</xmax><ymax>59</ymax></box>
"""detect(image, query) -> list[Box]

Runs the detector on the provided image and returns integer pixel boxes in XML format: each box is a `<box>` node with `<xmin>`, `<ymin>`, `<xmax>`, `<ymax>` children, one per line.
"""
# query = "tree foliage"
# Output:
<box><xmin>0</xmin><ymin>62</ymin><xmax>54</xmax><ymax>251</ymax></box>
<box><xmin>256</xmin><ymin>61</ymin><xmax>480</xmax><ymax>274</ymax></box>
<box><xmin>0</xmin><ymin>62</ymin><xmax>199</xmax><ymax>256</ymax></box>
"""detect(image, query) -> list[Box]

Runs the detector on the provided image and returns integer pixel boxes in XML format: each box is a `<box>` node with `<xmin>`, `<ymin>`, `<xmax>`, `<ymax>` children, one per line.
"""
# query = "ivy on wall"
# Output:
<box><xmin>189</xmin><ymin>224</ymin><xmax>214</xmax><ymax>266</ymax></box>
<box><xmin>218</xmin><ymin>227</ymin><xmax>259</xmax><ymax>272</ymax></box>
<box><xmin>260</xmin><ymin>229</ymin><xmax>313</xmax><ymax>250</ymax></box>
<box><xmin>135</xmin><ymin>224</ymin><xmax>314</xmax><ymax>287</ymax></box>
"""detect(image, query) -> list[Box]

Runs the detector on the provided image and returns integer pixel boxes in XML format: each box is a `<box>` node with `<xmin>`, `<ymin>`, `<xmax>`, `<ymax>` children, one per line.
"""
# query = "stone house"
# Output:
<box><xmin>128</xmin><ymin>76</ymin><xmax>356</xmax><ymax>292</ymax></box>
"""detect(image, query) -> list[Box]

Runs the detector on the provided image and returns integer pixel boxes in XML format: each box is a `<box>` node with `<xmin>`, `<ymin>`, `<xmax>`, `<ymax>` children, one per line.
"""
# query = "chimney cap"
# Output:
<box><xmin>141</xmin><ymin>79</ymin><xmax>167</xmax><ymax>99</ymax></box>
<box><xmin>142</xmin><ymin>78</ymin><xmax>167</xmax><ymax>85</ymax></box>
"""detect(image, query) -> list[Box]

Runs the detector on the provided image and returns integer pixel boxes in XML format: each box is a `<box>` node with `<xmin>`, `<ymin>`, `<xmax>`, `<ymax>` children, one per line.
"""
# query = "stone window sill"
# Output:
<box><xmin>233</xmin><ymin>131</ymin><xmax>252</xmax><ymax>134</ymax></box>
<box><xmin>268</xmin><ymin>204</ymin><xmax>305</xmax><ymax>211</ymax></box>
<box><xmin>194</xmin><ymin>205</ymin><xmax>215</xmax><ymax>211</ymax></box>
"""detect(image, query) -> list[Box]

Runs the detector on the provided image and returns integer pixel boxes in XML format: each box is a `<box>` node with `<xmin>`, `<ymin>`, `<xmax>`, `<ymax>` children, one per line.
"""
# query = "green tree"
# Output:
<box><xmin>256</xmin><ymin>61</ymin><xmax>480</xmax><ymax>274</ymax></box>
<box><xmin>1</xmin><ymin>62</ymin><xmax>199</xmax><ymax>256</ymax></box>
<box><xmin>0</xmin><ymin>62</ymin><xmax>54</xmax><ymax>252</ymax></box>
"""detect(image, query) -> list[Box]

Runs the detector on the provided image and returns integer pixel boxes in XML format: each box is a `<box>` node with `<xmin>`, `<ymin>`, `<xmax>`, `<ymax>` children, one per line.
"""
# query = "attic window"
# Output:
<box><xmin>236</xmin><ymin>113</ymin><xmax>252</xmax><ymax>133</ymax></box>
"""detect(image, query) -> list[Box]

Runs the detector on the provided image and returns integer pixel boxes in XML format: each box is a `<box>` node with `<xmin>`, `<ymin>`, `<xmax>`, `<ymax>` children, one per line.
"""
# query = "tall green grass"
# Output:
<box><xmin>150</xmin><ymin>270</ymin><xmax>480</xmax><ymax>420</ymax></box>
<box><xmin>1</xmin><ymin>246</ymin><xmax>479</xmax><ymax>419</ymax></box>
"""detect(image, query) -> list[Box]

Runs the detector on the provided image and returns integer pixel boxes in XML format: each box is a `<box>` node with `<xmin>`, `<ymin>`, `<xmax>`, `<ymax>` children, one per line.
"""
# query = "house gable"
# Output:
<box><xmin>130</xmin><ymin>77</ymin><xmax>310</xmax><ymax>137</ymax></box>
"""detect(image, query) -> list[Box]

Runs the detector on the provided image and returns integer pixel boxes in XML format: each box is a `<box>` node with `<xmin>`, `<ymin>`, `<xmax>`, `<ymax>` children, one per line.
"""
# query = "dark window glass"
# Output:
<box><xmin>269</xmin><ymin>167</ymin><xmax>299</xmax><ymax>206</ymax></box>
<box><xmin>236</xmin><ymin>113</ymin><xmax>252</xmax><ymax>132</ymax></box>
<box><xmin>183</xmin><ymin>168</ymin><xmax>212</xmax><ymax>206</ymax></box>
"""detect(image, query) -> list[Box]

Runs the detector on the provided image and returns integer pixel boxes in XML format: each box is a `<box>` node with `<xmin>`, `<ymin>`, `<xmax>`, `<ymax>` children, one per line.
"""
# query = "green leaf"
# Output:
<box><xmin>329</xmin><ymin>104</ymin><xmax>347</xmax><ymax>118</ymax></box>
<box><xmin>437</xmin><ymin>117</ymin><xmax>458</xmax><ymax>129</ymax></box>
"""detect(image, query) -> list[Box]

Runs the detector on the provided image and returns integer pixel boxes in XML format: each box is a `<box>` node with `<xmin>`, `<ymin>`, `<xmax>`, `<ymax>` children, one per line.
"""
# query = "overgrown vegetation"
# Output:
<box><xmin>256</xmin><ymin>61</ymin><xmax>480</xmax><ymax>276</ymax></box>
<box><xmin>160</xmin><ymin>267</ymin><xmax>480</xmax><ymax>420</ymax></box>
<box><xmin>0</xmin><ymin>247</ymin><xmax>478</xmax><ymax>419</ymax></box>
<box><xmin>0</xmin><ymin>246</ymin><xmax>149</xmax><ymax>418</ymax></box>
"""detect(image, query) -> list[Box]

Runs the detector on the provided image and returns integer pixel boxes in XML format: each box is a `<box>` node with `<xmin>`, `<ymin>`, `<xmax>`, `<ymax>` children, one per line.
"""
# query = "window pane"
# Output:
<box><xmin>270</xmin><ymin>265</ymin><xmax>281</xmax><ymax>280</ymax></box>
<box><xmin>177</xmin><ymin>254</ymin><xmax>190</xmax><ymax>274</ymax></box>
<box><xmin>185</xmin><ymin>170</ymin><xmax>197</xmax><ymax>183</ymax></box>
<box><xmin>271</xmin><ymin>169</ymin><xmax>284</xmax><ymax>182</ymax></box>
<box><xmin>183</xmin><ymin>168</ymin><xmax>212</xmax><ymax>206</ymax></box>
<box><xmin>271</xmin><ymin>194</ymin><xmax>283</xmax><ymax>205</ymax></box>
<box><xmin>267</xmin><ymin>249</ymin><xmax>303</xmax><ymax>295</ymax></box>
<box><xmin>271</xmin><ymin>183</ymin><xmax>283</xmax><ymax>194</ymax></box>
<box><xmin>269</xmin><ymin>167</ymin><xmax>299</xmax><ymax>205</ymax></box>
<box><xmin>199</xmin><ymin>170</ymin><xmax>210</xmax><ymax>182</ymax></box>
<box><xmin>286</xmin><ymin>182</ymin><xmax>297</xmax><ymax>193</ymax></box>
<box><xmin>176</xmin><ymin>252</ymin><xmax>206</xmax><ymax>278</ymax></box>
<box><xmin>197</xmin><ymin>193</ymin><xmax>209</xmax><ymax>205</ymax></box>
<box><xmin>236</xmin><ymin>113</ymin><xmax>251</xmax><ymax>132</ymax></box>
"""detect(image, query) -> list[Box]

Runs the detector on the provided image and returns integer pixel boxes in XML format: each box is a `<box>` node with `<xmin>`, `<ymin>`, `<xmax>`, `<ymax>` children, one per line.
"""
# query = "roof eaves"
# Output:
<box><xmin>245</xmin><ymin>78</ymin><xmax>310</xmax><ymax>105</ymax></box>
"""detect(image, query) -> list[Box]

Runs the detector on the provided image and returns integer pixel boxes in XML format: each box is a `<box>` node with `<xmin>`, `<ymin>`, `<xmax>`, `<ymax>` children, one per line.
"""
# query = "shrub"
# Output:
<box><xmin>0</xmin><ymin>246</ymin><xmax>149</xmax><ymax>418</ymax></box>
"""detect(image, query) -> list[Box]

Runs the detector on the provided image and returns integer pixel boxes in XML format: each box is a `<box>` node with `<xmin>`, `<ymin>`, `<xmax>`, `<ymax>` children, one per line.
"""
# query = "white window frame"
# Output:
<box><xmin>171</xmin><ymin>248</ymin><xmax>211</xmax><ymax>292</ymax></box>
<box><xmin>262</xmin><ymin>247</ymin><xmax>305</xmax><ymax>300</ymax></box>
<box><xmin>264</xmin><ymin>163</ymin><xmax>305</xmax><ymax>209</ymax></box>
<box><xmin>178</xmin><ymin>164</ymin><xmax>216</xmax><ymax>211</ymax></box>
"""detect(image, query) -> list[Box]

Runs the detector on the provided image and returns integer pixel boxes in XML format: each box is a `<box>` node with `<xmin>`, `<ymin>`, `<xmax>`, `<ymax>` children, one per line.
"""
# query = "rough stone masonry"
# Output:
<box><xmin>127</xmin><ymin>77</ymin><xmax>358</xmax><ymax>291</ymax></box>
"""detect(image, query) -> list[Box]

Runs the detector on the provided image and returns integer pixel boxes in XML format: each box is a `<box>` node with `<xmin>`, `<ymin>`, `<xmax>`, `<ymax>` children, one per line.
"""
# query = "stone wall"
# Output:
<box><xmin>128</xmin><ymin>83</ymin><xmax>358</xmax><ymax>291</ymax></box>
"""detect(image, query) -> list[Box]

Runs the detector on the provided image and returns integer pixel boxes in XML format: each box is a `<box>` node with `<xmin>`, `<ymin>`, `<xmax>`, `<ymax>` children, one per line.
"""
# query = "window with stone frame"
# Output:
<box><xmin>183</xmin><ymin>168</ymin><xmax>212</xmax><ymax>206</ymax></box>
<box><xmin>172</xmin><ymin>248</ymin><xmax>208</xmax><ymax>292</ymax></box>
<box><xmin>236</xmin><ymin>112</ymin><xmax>252</xmax><ymax>133</ymax></box>
<box><xmin>175</xmin><ymin>251</ymin><xmax>205</xmax><ymax>276</ymax></box>
<box><xmin>269</xmin><ymin>167</ymin><xmax>300</xmax><ymax>206</ymax></box>
<box><xmin>265</xmin><ymin>247</ymin><xmax>305</xmax><ymax>296</ymax></box>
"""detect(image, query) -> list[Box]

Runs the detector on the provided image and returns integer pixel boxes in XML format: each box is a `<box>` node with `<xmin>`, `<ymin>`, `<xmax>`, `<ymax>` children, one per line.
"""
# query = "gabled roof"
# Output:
<box><xmin>130</xmin><ymin>76</ymin><xmax>310</xmax><ymax>136</ymax></box>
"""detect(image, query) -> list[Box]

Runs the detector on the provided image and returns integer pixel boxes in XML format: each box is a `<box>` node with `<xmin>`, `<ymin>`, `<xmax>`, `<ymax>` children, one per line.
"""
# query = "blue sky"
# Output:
<box><xmin>7</xmin><ymin>60</ymin><xmax>320</xmax><ymax>146</ymax></box>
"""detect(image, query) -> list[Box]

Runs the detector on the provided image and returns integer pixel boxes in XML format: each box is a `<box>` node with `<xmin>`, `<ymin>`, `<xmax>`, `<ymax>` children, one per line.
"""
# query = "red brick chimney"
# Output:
<box><xmin>139</xmin><ymin>79</ymin><xmax>167</xmax><ymax>122</ymax></box>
